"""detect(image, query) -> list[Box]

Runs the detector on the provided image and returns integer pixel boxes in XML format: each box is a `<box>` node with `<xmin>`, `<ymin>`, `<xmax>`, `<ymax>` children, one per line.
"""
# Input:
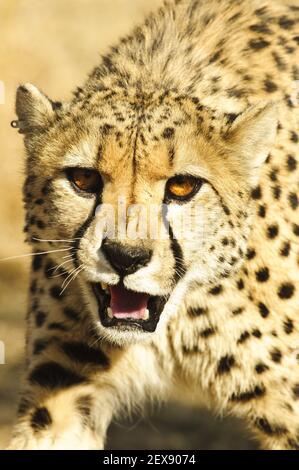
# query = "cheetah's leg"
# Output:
<box><xmin>8</xmin><ymin>342</ymin><xmax>165</xmax><ymax>450</ymax></box>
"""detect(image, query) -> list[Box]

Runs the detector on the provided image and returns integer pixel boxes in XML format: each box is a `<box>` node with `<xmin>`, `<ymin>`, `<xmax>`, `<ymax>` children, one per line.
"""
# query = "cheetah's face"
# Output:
<box><xmin>17</xmin><ymin>85</ymin><xmax>277</xmax><ymax>344</ymax></box>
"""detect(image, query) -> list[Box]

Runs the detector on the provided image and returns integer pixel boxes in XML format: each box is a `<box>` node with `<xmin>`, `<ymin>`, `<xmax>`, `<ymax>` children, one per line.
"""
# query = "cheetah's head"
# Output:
<box><xmin>16</xmin><ymin>84</ymin><xmax>277</xmax><ymax>344</ymax></box>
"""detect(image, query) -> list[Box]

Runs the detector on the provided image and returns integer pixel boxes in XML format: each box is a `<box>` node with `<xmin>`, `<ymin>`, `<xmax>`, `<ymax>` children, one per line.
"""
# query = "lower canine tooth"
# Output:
<box><xmin>107</xmin><ymin>307</ymin><xmax>113</xmax><ymax>319</ymax></box>
<box><xmin>144</xmin><ymin>308</ymin><xmax>149</xmax><ymax>320</ymax></box>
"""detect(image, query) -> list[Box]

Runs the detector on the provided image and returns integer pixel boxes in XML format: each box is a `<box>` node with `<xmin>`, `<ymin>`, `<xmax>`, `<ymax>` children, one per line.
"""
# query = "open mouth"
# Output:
<box><xmin>92</xmin><ymin>282</ymin><xmax>168</xmax><ymax>332</ymax></box>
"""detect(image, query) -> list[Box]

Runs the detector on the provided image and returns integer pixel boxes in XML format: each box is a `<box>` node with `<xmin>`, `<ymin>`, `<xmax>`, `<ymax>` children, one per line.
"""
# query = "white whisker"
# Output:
<box><xmin>61</xmin><ymin>266</ymin><xmax>79</xmax><ymax>290</ymax></box>
<box><xmin>0</xmin><ymin>248</ymin><xmax>70</xmax><ymax>262</ymax></box>
<box><xmin>32</xmin><ymin>237</ymin><xmax>81</xmax><ymax>243</ymax></box>
<box><xmin>60</xmin><ymin>265</ymin><xmax>84</xmax><ymax>295</ymax></box>
<box><xmin>49</xmin><ymin>257</ymin><xmax>74</xmax><ymax>274</ymax></box>
<box><xmin>62</xmin><ymin>254</ymin><xmax>74</xmax><ymax>260</ymax></box>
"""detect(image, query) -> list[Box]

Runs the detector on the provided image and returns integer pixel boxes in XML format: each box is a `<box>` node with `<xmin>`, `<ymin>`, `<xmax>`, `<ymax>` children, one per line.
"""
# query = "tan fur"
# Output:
<box><xmin>8</xmin><ymin>0</ymin><xmax>299</xmax><ymax>450</ymax></box>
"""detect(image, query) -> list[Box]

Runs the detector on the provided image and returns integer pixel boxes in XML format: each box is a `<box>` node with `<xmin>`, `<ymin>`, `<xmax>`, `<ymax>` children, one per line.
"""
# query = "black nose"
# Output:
<box><xmin>102</xmin><ymin>240</ymin><xmax>152</xmax><ymax>276</ymax></box>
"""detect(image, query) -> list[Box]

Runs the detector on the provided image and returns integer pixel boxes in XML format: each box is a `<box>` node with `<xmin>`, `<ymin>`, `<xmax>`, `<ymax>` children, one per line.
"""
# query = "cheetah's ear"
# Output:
<box><xmin>15</xmin><ymin>83</ymin><xmax>58</xmax><ymax>135</ymax></box>
<box><xmin>226</xmin><ymin>102</ymin><xmax>278</xmax><ymax>184</ymax></box>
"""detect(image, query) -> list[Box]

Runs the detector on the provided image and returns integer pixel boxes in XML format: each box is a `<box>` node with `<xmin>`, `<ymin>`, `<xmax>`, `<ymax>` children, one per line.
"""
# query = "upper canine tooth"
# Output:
<box><xmin>101</xmin><ymin>282</ymin><xmax>108</xmax><ymax>290</ymax></box>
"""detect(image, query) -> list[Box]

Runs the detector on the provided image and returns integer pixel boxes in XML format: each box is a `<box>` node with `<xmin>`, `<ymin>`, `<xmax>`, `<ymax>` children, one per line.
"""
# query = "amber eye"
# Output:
<box><xmin>166</xmin><ymin>175</ymin><xmax>202</xmax><ymax>201</ymax></box>
<box><xmin>67</xmin><ymin>168</ymin><xmax>102</xmax><ymax>194</ymax></box>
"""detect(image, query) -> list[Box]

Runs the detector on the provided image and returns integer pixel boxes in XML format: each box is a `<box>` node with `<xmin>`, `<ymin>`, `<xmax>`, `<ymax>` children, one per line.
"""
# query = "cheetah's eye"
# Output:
<box><xmin>66</xmin><ymin>168</ymin><xmax>102</xmax><ymax>194</ymax></box>
<box><xmin>166</xmin><ymin>175</ymin><xmax>203</xmax><ymax>201</ymax></box>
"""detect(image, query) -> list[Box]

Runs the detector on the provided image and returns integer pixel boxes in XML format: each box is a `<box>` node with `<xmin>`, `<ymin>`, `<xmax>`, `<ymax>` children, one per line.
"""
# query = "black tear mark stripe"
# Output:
<box><xmin>209</xmin><ymin>184</ymin><xmax>232</xmax><ymax>217</ymax></box>
<box><xmin>169</xmin><ymin>224</ymin><xmax>186</xmax><ymax>282</ymax></box>
<box><xmin>61</xmin><ymin>342</ymin><xmax>110</xmax><ymax>368</ymax></box>
<box><xmin>29</xmin><ymin>362</ymin><xmax>86</xmax><ymax>390</ymax></box>
<box><xmin>161</xmin><ymin>202</ymin><xmax>186</xmax><ymax>282</ymax></box>
<box><xmin>72</xmin><ymin>194</ymin><xmax>102</xmax><ymax>269</ymax></box>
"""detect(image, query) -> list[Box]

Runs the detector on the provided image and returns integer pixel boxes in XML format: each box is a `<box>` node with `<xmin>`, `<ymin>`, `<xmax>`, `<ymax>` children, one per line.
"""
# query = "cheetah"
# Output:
<box><xmin>8</xmin><ymin>0</ymin><xmax>299</xmax><ymax>450</ymax></box>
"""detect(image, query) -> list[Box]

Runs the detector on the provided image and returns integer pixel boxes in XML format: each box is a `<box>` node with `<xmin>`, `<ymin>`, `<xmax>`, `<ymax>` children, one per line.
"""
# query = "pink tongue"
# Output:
<box><xmin>109</xmin><ymin>283</ymin><xmax>149</xmax><ymax>319</ymax></box>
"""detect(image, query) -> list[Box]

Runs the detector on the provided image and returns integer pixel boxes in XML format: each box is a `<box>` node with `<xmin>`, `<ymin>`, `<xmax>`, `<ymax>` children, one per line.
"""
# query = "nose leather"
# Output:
<box><xmin>102</xmin><ymin>240</ymin><xmax>152</xmax><ymax>276</ymax></box>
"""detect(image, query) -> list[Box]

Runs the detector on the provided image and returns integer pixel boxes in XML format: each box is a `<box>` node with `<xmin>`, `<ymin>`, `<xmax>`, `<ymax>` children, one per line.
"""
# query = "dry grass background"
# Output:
<box><xmin>0</xmin><ymin>0</ymin><xmax>256</xmax><ymax>449</ymax></box>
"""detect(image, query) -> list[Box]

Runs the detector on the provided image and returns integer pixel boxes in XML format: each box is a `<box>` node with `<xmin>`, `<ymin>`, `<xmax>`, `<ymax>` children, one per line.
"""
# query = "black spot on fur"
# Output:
<box><xmin>100</xmin><ymin>123</ymin><xmax>114</xmax><ymax>135</ymax></box>
<box><xmin>63</xmin><ymin>307</ymin><xmax>80</xmax><ymax>321</ymax></box>
<box><xmin>33</xmin><ymin>339</ymin><xmax>50</xmax><ymax>355</ymax></box>
<box><xmin>32</xmin><ymin>255</ymin><xmax>43</xmax><ymax>272</ymax></box>
<box><xmin>232</xmin><ymin>307</ymin><xmax>244</xmax><ymax>315</ymax></box>
<box><xmin>278</xmin><ymin>282</ymin><xmax>295</xmax><ymax>299</ymax></box>
<box><xmin>187</xmin><ymin>306</ymin><xmax>207</xmax><ymax>317</ymax></box>
<box><xmin>280</xmin><ymin>242</ymin><xmax>290</xmax><ymax>257</ymax></box>
<box><xmin>288</xmin><ymin>192</ymin><xmax>298</xmax><ymax>209</ymax></box>
<box><xmin>217</xmin><ymin>355</ymin><xmax>236</xmax><ymax>374</ymax></box>
<box><xmin>222</xmin><ymin>205</ymin><xmax>230</xmax><ymax>216</ymax></box>
<box><xmin>61</xmin><ymin>342</ymin><xmax>110</xmax><ymax>367</ymax></box>
<box><xmin>44</xmin><ymin>261</ymin><xmax>56</xmax><ymax>278</ymax></box>
<box><xmin>270</xmin><ymin>348</ymin><xmax>282</xmax><ymax>363</ymax></box>
<box><xmin>293</xmin><ymin>384</ymin><xmax>299</xmax><ymax>399</ymax></box>
<box><xmin>36</xmin><ymin>220</ymin><xmax>45</xmax><ymax>230</ymax></box>
<box><xmin>269</xmin><ymin>168</ymin><xmax>278</xmax><ymax>181</ymax></box>
<box><xmin>252</xmin><ymin>329</ymin><xmax>262</xmax><ymax>338</ymax></box>
<box><xmin>255</xmin><ymin>267</ymin><xmax>270</xmax><ymax>282</ymax></box>
<box><xmin>209</xmin><ymin>49</ymin><xmax>223</xmax><ymax>64</ymax></box>
<box><xmin>267</xmin><ymin>224</ymin><xmax>279</xmax><ymax>239</ymax></box>
<box><xmin>255</xmin><ymin>363</ymin><xmax>269</xmax><ymax>374</ymax></box>
<box><xmin>48</xmin><ymin>322</ymin><xmax>68</xmax><ymax>331</ymax></box>
<box><xmin>162</xmin><ymin>127</ymin><xmax>175</xmax><ymax>139</ymax></box>
<box><xmin>237</xmin><ymin>331</ymin><xmax>250</xmax><ymax>344</ymax></box>
<box><xmin>248</xmin><ymin>38</ymin><xmax>270</xmax><ymax>50</ymax></box>
<box><xmin>278</xmin><ymin>16</ymin><xmax>295</xmax><ymax>30</ymax></box>
<box><xmin>246</xmin><ymin>248</ymin><xmax>256</xmax><ymax>260</ymax></box>
<box><xmin>31</xmin><ymin>407</ymin><xmax>52</xmax><ymax>431</ymax></box>
<box><xmin>249</xmin><ymin>23</ymin><xmax>272</xmax><ymax>34</ymax></box>
<box><xmin>293</xmin><ymin>224</ymin><xmax>299</xmax><ymax>236</ymax></box>
<box><xmin>255</xmin><ymin>417</ymin><xmax>287</xmax><ymax>436</ymax></box>
<box><xmin>30</xmin><ymin>280</ymin><xmax>37</xmax><ymax>294</ymax></box>
<box><xmin>200</xmin><ymin>327</ymin><xmax>216</xmax><ymax>338</ymax></box>
<box><xmin>258</xmin><ymin>302</ymin><xmax>270</xmax><ymax>318</ymax></box>
<box><xmin>76</xmin><ymin>395</ymin><xmax>93</xmax><ymax>427</ymax></box>
<box><xmin>258</xmin><ymin>204</ymin><xmax>266</xmax><ymax>218</ymax></box>
<box><xmin>272</xmin><ymin>185</ymin><xmax>281</xmax><ymax>200</ymax></box>
<box><xmin>286</xmin><ymin>154</ymin><xmax>297</xmax><ymax>171</ymax></box>
<box><xmin>231</xmin><ymin>385</ymin><xmax>266</xmax><ymax>402</ymax></box>
<box><xmin>272</xmin><ymin>51</ymin><xmax>287</xmax><ymax>70</ymax></box>
<box><xmin>283</xmin><ymin>318</ymin><xmax>294</xmax><ymax>334</ymax></box>
<box><xmin>35</xmin><ymin>198</ymin><xmax>44</xmax><ymax>205</ymax></box>
<box><xmin>251</xmin><ymin>186</ymin><xmax>262</xmax><ymax>199</ymax></box>
<box><xmin>35</xmin><ymin>311</ymin><xmax>47</xmax><ymax>327</ymax></box>
<box><xmin>209</xmin><ymin>285</ymin><xmax>223</xmax><ymax>295</ymax></box>
<box><xmin>264</xmin><ymin>79</ymin><xmax>278</xmax><ymax>93</ymax></box>
<box><xmin>50</xmin><ymin>285</ymin><xmax>63</xmax><ymax>299</ymax></box>
<box><xmin>29</xmin><ymin>362</ymin><xmax>86</xmax><ymax>389</ymax></box>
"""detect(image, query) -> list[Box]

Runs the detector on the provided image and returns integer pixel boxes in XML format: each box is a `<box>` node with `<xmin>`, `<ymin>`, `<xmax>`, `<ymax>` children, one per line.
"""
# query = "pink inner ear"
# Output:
<box><xmin>109</xmin><ymin>283</ymin><xmax>149</xmax><ymax>319</ymax></box>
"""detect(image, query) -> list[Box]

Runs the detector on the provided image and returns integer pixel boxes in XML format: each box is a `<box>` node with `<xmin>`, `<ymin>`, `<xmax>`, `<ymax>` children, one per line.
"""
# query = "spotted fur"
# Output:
<box><xmin>8</xmin><ymin>0</ymin><xmax>299</xmax><ymax>450</ymax></box>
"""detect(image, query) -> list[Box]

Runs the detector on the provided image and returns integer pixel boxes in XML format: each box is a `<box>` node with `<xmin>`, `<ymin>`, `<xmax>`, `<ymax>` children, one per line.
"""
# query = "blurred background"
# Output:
<box><xmin>0</xmin><ymin>0</ymin><xmax>256</xmax><ymax>450</ymax></box>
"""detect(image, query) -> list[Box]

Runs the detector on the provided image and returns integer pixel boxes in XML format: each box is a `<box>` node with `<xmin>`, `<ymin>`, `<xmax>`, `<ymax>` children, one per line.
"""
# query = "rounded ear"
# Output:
<box><xmin>225</xmin><ymin>102</ymin><xmax>278</xmax><ymax>185</ymax></box>
<box><xmin>14</xmin><ymin>83</ymin><xmax>59</xmax><ymax>135</ymax></box>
